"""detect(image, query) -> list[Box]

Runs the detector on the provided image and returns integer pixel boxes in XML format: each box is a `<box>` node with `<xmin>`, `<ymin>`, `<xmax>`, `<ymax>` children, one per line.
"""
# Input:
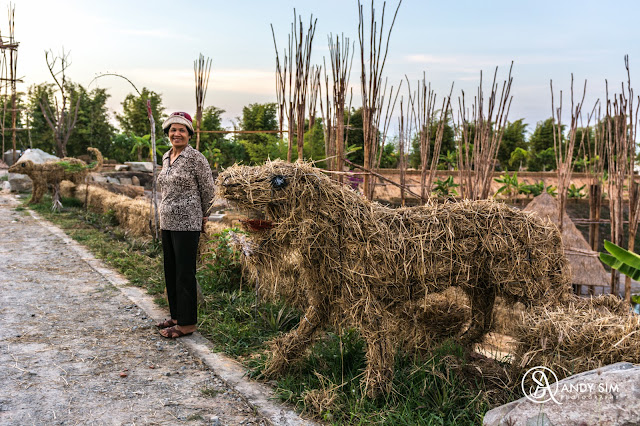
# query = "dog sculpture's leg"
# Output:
<box><xmin>263</xmin><ymin>302</ymin><xmax>327</xmax><ymax>377</ymax></box>
<box><xmin>461</xmin><ymin>286</ymin><xmax>496</xmax><ymax>345</ymax></box>
<box><xmin>362</xmin><ymin>316</ymin><xmax>396</xmax><ymax>398</ymax></box>
<box><xmin>29</xmin><ymin>182</ymin><xmax>45</xmax><ymax>205</ymax></box>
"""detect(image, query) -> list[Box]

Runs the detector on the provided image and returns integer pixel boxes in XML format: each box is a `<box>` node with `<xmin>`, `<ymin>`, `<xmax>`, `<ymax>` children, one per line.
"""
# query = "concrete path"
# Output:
<box><xmin>0</xmin><ymin>192</ymin><xmax>314</xmax><ymax>425</ymax></box>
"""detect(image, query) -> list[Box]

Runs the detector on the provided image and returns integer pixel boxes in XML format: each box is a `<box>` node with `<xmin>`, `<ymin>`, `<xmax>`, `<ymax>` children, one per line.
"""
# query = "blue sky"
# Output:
<box><xmin>16</xmin><ymin>0</ymin><xmax>640</xmax><ymax>133</ymax></box>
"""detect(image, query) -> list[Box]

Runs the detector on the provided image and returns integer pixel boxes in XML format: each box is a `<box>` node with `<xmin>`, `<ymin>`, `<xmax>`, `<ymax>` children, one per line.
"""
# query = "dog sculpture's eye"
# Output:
<box><xmin>271</xmin><ymin>175</ymin><xmax>288</xmax><ymax>190</ymax></box>
<box><xmin>21</xmin><ymin>163</ymin><xmax>25</xmax><ymax>167</ymax></box>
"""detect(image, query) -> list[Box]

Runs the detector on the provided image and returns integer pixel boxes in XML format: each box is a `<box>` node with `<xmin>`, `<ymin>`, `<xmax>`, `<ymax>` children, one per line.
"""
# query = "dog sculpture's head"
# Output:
<box><xmin>216</xmin><ymin>160</ymin><xmax>331</xmax><ymax>231</ymax></box>
<box><xmin>8</xmin><ymin>160</ymin><xmax>35</xmax><ymax>175</ymax></box>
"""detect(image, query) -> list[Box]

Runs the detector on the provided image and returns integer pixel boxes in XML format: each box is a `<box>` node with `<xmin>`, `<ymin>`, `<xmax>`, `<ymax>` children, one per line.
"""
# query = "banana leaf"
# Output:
<box><xmin>600</xmin><ymin>240</ymin><xmax>640</xmax><ymax>281</ymax></box>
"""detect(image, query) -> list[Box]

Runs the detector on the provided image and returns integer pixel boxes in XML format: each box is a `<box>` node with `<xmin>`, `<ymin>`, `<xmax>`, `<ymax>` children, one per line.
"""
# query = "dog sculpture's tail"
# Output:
<box><xmin>86</xmin><ymin>147</ymin><xmax>103</xmax><ymax>171</ymax></box>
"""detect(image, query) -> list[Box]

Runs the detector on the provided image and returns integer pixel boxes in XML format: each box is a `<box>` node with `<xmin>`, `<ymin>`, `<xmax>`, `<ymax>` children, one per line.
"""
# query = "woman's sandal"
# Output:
<box><xmin>160</xmin><ymin>326</ymin><xmax>194</xmax><ymax>339</ymax></box>
<box><xmin>156</xmin><ymin>319</ymin><xmax>177</xmax><ymax>329</ymax></box>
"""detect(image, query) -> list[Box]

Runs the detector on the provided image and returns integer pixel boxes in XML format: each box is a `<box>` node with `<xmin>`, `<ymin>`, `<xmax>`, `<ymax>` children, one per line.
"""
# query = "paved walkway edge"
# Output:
<box><xmin>28</xmin><ymin>209</ymin><xmax>316</xmax><ymax>426</ymax></box>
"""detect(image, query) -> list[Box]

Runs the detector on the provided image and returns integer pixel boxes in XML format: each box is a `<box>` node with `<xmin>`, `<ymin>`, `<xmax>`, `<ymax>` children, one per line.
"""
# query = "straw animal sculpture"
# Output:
<box><xmin>8</xmin><ymin>147</ymin><xmax>103</xmax><ymax>204</ymax></box>
<box><xmin>514</xmin><ymin>294</ymin><xmax>639</xmax><ymax>379</ymax></box>
<box><xmin>216</xmin><ymin>160</ymin><xmax>571</xmax><ymax>397</ymax></box>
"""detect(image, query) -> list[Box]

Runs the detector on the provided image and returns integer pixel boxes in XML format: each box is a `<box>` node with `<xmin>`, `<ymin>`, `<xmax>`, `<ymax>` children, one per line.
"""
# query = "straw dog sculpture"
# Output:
<box><xmin>9</xmin><ymin>147</ymin><xmax>103</xmax><ymax>205</ymax></box>
<box><xmin>217</xmin><ymin>160</ymin><xmax>571</xmax><ymax>397</ymax></box>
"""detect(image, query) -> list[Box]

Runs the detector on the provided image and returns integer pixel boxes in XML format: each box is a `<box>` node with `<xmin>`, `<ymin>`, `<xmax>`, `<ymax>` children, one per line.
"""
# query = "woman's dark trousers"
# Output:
<box><xmin>161</xmin><ymin>230</ymin><xmax>200</xmax><ymax>326</ymax></box>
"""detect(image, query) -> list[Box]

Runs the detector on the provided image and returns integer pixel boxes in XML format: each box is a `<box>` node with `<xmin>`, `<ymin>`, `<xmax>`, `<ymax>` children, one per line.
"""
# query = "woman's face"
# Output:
<box><xmin>168</xmin><ymin>123</ymin><xmax>190</xmax><ymax>150</ymax></box>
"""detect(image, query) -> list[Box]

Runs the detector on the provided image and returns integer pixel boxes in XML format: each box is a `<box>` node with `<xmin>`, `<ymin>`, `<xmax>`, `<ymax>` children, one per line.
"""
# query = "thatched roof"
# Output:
<box><xmin>523</xmin><ymin>192</ymin><xmax>609</xmax><ymax>287</ymax></box>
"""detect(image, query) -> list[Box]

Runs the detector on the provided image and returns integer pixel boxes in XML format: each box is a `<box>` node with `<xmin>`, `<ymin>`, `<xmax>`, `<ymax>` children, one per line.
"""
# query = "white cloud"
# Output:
<box><xmin>117</xmin><ymin>28</ymin><xmax>195</xmax><ymax>42</ymax></box>
<box><xmin>102</xmin><ymin>67</ymin><xmax>275</xmax><ymax>96</ymax></box>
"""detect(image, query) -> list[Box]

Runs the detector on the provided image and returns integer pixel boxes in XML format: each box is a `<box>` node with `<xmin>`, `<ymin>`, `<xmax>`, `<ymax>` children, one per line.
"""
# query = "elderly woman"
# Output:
<box><xmin>156</xmin><ymin>111</ymin><xmax>214</xmax><ymax>338</ymax></box>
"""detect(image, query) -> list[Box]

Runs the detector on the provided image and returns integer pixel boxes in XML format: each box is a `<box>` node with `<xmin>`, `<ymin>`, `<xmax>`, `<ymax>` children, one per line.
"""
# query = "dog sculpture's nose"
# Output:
<box><xmin>221</xmin><ymin>176</ymin><xmax>239</xmax><ymax>188</ymax></box>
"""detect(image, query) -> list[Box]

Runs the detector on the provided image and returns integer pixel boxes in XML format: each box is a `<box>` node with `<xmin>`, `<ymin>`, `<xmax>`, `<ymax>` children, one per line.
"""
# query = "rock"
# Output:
<box><xmin>106</xmin><ymin>176</ymin><xmax>120</xmax><ymax>184</ymax></box>
<box><xmin>115</xmin><ymin>164</ymin><xmax>130</xmax><ymax>171</ymax></box>
<box><xmin>2</xmin><ymin>180</ymin><xmax>10</xmax><ymax>191</ymax></box>
<box><xmin>124</xmin><ymin>161</ymin><xmax>153</xmax><ymax>173</ymax></box>
<box><xmin>3</xmin><ymin>149</ymin><xmax>21</xmax><ymax>166</ymax></box>
<box><xmin>8</xmin><ymin>172</ymin><xmax>32</xmax><ymax>192</ymax></box>
<box><xmin>16</xmin><ymin>148</ymin><xmax>58</xmax><ymax>165</ymax></box>
<box><xmin>483</xmin><ymin>362</ymin><xmax>640</xmax><ymax>426</ymax></box>
<box><xmin>90</xmin><ymin>174</ymin><xmax>107</xmax><ymax>183</ymax></box>
<box><xmin>119</xmin><ymin>177</ymin><xmax>133</xmax><ymax>186</ymax></box>
<box><xmin>131</xmin><ymin>176</ymin><xmax>140</xmax><ymax>186</ymax></box>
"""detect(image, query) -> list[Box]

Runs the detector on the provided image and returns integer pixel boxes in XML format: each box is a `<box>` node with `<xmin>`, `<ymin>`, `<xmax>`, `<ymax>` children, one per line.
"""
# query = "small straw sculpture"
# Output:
<box><xmin>8</xmin><ymin>147</ymin><xmax>103</xmax><ymax>205</ymax></box>
<box><xmin>514</xmin><ymin>294</ymin><xmax>639</xmax><ymax>379</ymax></box>
<box><xmin>216</xmin><ymin>160</ymin><xmax>571</xmax><ymax>397</ymax></box>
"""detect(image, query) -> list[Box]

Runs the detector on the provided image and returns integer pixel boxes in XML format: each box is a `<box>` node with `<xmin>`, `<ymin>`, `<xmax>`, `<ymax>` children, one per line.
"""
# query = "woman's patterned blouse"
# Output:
<box><xmin>157</xmin><ymin>145</ymin><xmax>215</xmax><ymax>231</ymax></box>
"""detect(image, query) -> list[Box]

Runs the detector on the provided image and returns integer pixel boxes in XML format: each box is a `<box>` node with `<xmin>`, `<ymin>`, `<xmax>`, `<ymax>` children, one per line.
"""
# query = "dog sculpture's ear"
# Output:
<box><xmin>271</xmin><ymin>175</ymin><xmax>288</xmax><ymax>190</ymax></box>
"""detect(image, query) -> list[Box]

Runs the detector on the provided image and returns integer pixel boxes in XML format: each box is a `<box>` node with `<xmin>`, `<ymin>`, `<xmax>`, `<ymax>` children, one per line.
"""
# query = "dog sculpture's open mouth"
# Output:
<box><xmin>239</xmin><ymin>218</ymin><xmax>274</xmax><ymax>232</ymax></box>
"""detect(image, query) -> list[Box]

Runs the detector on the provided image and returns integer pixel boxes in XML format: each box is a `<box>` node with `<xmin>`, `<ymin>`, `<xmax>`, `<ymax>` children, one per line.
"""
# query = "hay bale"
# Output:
<box><xmin>216</xmin><ymin>160</ymin><xmax>571</xmax><ymax>397</ymax></box>
<box><xmin>513</xmin><ymin>295</ymin><xmax>637</xmax><ymax>378</ymax></box>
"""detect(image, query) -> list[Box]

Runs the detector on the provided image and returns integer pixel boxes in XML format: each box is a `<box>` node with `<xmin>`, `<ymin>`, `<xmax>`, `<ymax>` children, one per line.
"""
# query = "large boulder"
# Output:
<box><xmin>483</xmin><ymin>362</ymin><xmax>640</xmax><ymax>426</ymax></box>
<box><xmin>8</xmin><ymin>172</ymin><xmax>33</xmax><ymax>192</ymax></box>
<box><xmin>124</xmin><ymin>161</ymin><xmax>154</xmax><ymax>173</ymax></box>
<box><xmin>8</xmin><ymin>149</ymin><xmax>59</xmax><ymax>192</ymax></box>
<box><xmin>16</xmin><ymin>148</ymin><xmax>58</xmax><ymax>164</ymax></box>
<box><xmin>3</xmin><ymin>149</ymin><xmax>21</xmax><ymax>166</ymax></box>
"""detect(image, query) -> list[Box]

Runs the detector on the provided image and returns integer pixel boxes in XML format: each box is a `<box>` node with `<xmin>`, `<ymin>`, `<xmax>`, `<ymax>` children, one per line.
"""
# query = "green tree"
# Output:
<box><xmin>378</xmin><ymin>142</ymin><xmax>398</xmax><ymax>168</ymax></box>
<box><xmin>25</xmin><ymin>83</ymin><xmax>57</xmax><ymax>154</ymax></box>
<box><xmin>108</xmin><ymin>133</ymin><xmax>137</xmax><ymax>164</ymax></box>
<box><xmin>498</xmin><ymin>119</ymin><xmax>528</xmax><ymax>170</ymax></box>
<box><xmin>197</xmin><ymin>106</ymin><xmax>226</xmax><ymax>148</ymax></box>
<box><xmin>303</xmin><ymin>119</ymin><xmax>326</xmax><ymax>166</ymax></box>
<box><xmin>345</xmin><ymin>108</ymin><xmax>365</xmax><ymax>165</ymax></box>
<box><xmin>408</xmin><ymin>113</ymin><xmax>455</xmax><ymax>170</ymax></box>
<box><xmin>66</xmin><ymin>84</ymin><xmax>116</xmax><ymax>158</ymax></box>
<box><xmin>0</xmin><ymin>93</ymin><xmax>27</xmax><ymax>153</ymax></box>
<box><xmin>197</xmin><ymin>105</ymin><xmax>244</xmax><ymax>168</ymax></box>
<box><xmin>236</xmin><ymin>103</ymin><xmax>282</xmax><ymax>164</ymax></box>
<box><xmin>116</xmin><ymin>87</ymin><xmax>165</xmax><ymax>137</ymax></box>
<box><xmin>527</xmin><ymin>118</ymin><xmax>561</xmax><ymax>171</ymax></box>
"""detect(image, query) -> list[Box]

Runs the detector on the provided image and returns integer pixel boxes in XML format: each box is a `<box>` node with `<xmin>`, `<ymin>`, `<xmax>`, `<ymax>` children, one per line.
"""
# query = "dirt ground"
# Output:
<box><xmin>0</xmin><ymin>192</ymin><xmax>275</xmax><ymax>425</ymax></box>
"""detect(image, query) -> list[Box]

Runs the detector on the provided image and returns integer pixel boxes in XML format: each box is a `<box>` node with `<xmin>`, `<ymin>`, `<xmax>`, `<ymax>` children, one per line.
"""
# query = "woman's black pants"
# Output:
<box><xmin>161</xmin><ymin>230</ymin><xmax>200</xmax><ymax>326</ymax></box>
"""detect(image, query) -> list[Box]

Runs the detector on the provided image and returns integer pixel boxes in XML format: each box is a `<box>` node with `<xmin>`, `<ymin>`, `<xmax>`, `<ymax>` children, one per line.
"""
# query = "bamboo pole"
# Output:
<box><xmin>194</xmin><ymin>53</ymin><xmax>212</xmax><ymax>151</ymax></box>
<box><xmin>357</xmin><ymin>0</ymin><xmax>402</xmax><ymax>199</ymax></box>
<box><xmin>550</xmin><ymin>75</ymin><xmax>587</xmax><ymax>234</ymax></box>
<box><xmin>456</xmin><ymin>63</ymin><xmax>513</xmax><ymax>200</ymax></box>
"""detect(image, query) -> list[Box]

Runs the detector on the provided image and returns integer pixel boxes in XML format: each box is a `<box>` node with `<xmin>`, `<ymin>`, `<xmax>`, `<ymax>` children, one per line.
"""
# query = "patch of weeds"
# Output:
<box><xmin>198</xmin><ymin>228</ymin><xmax>244</xmax><ymax>293</ymax></box>
<box><xmin>247</xmin><ymin>332</ymin><xmax>512</xmax><ymax>425</ymax></box>
<box><xmin>186</xmin><ymin>413</ymin><xmax>204</xmax><ymax>421</ymax></box>
<box><xmin>0</xmin><ymin>174</ymin><xmax>7</xmax><ymax>181</ymax></box>
<box><xmin>200</xmin><ymin>387</ymin><xmax>221</xmax><ymax>398</ymax></box>
<box><xmin>60</xmin><ymin>196</ymin><xmax>84</xmax><ymax>208</ymax></box>
<box><xmin>13</xmin><ymin>206</ymin><xmax>25</xmax><ymax>211</ymax></box>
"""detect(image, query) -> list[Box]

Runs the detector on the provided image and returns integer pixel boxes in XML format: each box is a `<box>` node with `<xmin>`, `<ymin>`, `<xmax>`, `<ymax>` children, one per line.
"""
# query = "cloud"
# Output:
<box><xmin>404</xmin><ymin>52</ymin><xmax>596</xmax><ymax>70</ymax></box>
<box><xmin>117</xmin><ymin>28</ymin><xmax>195</xmax><ymax>41</ymax></box>
<box><xmin>106</xmin><ymin>67</ymin><xmax>275</xmax><ymax>96</ymax></box>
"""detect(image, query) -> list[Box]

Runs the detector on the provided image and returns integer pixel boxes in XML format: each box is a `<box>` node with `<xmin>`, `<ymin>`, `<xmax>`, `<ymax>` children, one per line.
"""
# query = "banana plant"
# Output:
<box><xmin>600</xmin><ymin>240</ymin><xmax>640</xmax><ymax>281</ymax></box>
<box><xmin>494</xmin><ymin>172</ymin><xmax>520</xmax><ymax>198</ymax></box>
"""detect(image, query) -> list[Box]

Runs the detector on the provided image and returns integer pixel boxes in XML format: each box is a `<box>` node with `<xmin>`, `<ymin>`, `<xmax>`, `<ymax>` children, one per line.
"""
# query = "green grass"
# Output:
<box><xmin>23</xmin><ymin>195</ymin><xmax>515</xmax><ymax>424</ymax></box>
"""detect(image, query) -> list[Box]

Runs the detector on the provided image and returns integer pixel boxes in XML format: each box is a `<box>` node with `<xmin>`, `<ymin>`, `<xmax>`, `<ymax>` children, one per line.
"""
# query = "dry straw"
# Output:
<box><xmin>216</xmin><ymin>159</ymin><xmax>571</xmax><ymax>396</ymax></box>
<box><xmin>513</xmin><ymin>294</ymin><xmax>637</xmax><ymax>379</ymax></box>
<box><xmin>8</xmin><ymin>147</ymin><xmax>103</xmax><ymax>205</ymax></box>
